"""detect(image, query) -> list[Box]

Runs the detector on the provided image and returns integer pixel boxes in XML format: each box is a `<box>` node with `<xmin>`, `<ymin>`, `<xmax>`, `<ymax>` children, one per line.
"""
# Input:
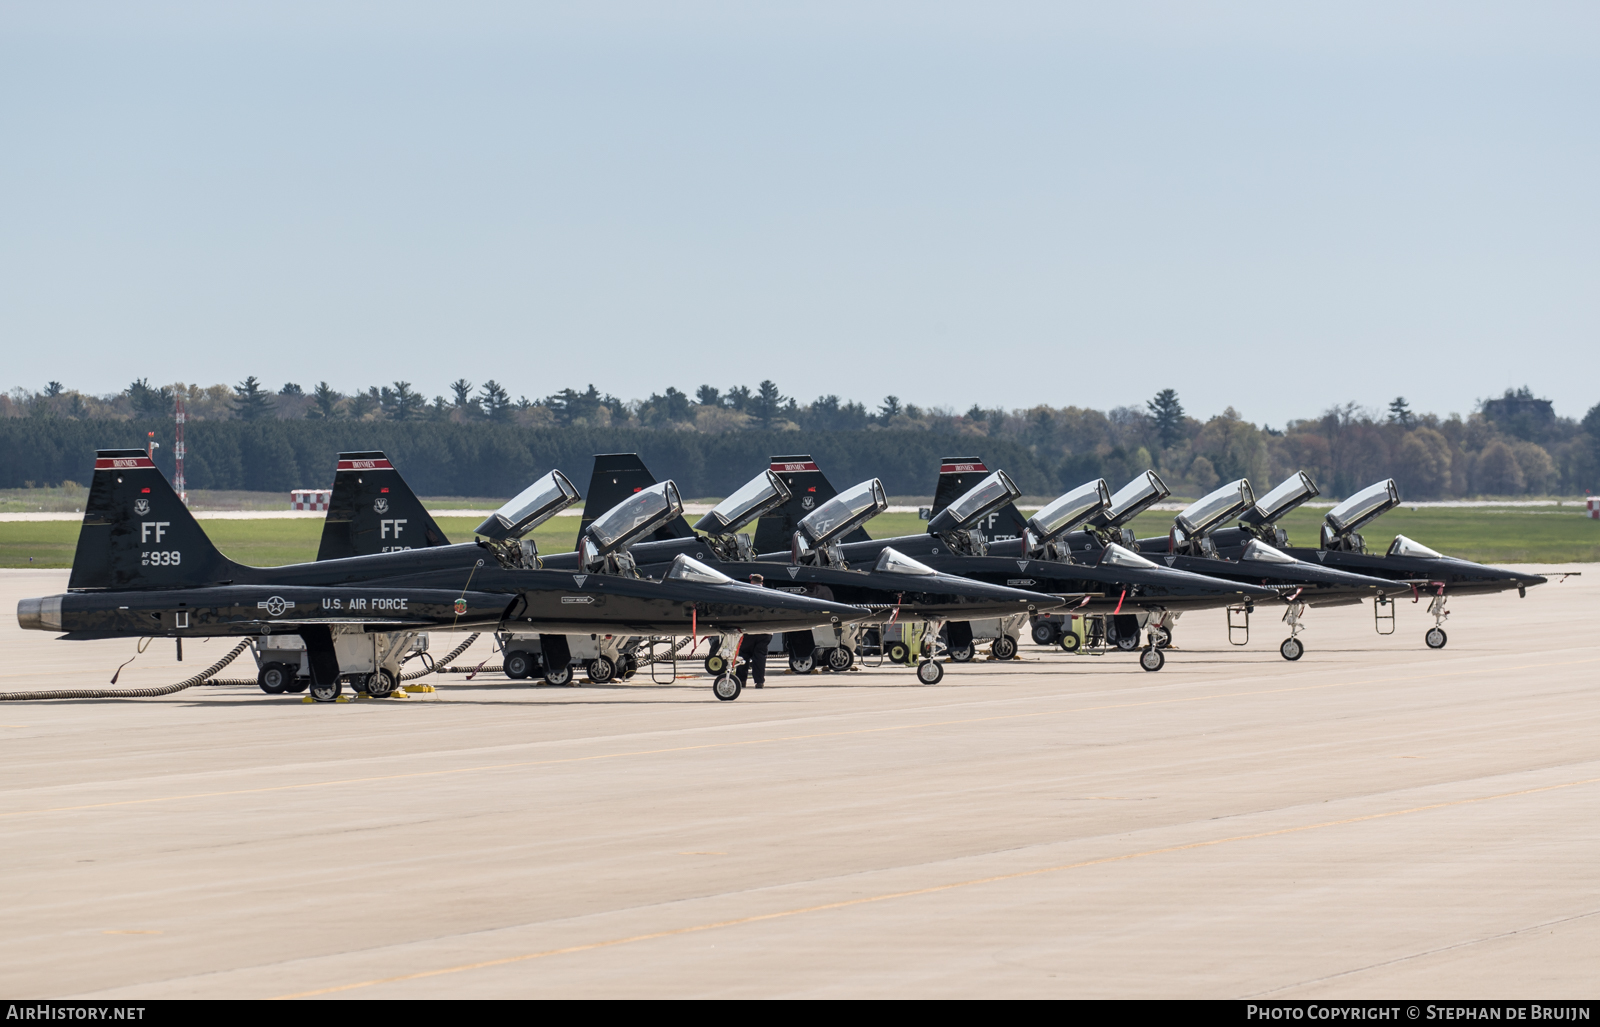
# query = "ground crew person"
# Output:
<box><xmin>738</xmin><ymin>573</ymin><xmax>772</xmax><ymax>689</ymax></box>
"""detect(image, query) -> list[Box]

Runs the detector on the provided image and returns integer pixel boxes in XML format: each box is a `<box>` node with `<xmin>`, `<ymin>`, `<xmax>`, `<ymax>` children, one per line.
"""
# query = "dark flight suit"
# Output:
<box><xmin>737</xmin><ymin>634</ymin><xmax>772</xmax><ymax>688</ymax></box>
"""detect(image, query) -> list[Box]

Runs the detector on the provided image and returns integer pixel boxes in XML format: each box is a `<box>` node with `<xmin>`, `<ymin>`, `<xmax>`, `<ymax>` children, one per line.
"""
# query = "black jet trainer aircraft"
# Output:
<box><xmin>536</xmin><ymin>454</ymin><xmax>1071</xmax><ymax>685</ymax></box>
<box><xmin>15</xmin><ymin>450</ymin><xmax>868</xmax><ymax>703</ymax></box>
<box><xmin>1201</xmin><ymin>474</ymin><xmax>1553</xmax><ymax>650</ymax></box>
<box><xmin>748</xmin><ymin>455</ymin><xmax>1280</xmax><ymax>671</ymax></box>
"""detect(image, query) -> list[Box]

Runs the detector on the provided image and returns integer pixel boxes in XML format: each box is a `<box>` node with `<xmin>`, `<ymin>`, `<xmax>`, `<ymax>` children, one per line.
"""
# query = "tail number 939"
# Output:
<box><xmin>142</xmin><ymin>551</ymin><xmax>182</xmax><ymax>566</ymax></box>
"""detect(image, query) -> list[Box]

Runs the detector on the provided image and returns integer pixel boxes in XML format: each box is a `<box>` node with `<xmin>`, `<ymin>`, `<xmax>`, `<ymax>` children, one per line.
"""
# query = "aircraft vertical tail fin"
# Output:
<box><xmin>754</xmin><ymin>454</ymin><xmax>873</xmax><ymax>551</ymax></box>
<box><xmin>931</xmin><ymin>456</ymin><xmax>1029</xmax><ymax>540</ymax></box>
<box><xmin>317</xmin><ymin>452</ymin><xmax>451</xmax><ymax>560</ymax></box>
<box><xmin>68</xmin><ymin>449</ymin><xmax>234</xmax><ymax>590</ymax></box>
<box><xmin>579</xmin><ymin>453</ymin><xmax>695</xmax><ymax>546</ymax></box>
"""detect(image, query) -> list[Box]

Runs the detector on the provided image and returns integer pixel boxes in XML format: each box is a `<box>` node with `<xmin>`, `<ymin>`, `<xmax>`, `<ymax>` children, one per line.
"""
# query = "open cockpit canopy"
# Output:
<box><xmin>1028</xmin><ymin>479</ymin><xmax>1111</xmax><ymax>542</ymax></box>
<box><xmin>799</xmin><ymin>479</ymin><xmax>888</xmax><ymax>547</ymax></box>
<box><xmin>475</xmin><ymin>470</ymin><xmax>581</xmax><ymax>541</ymax></box>
<box><xmin>584</xmin><ymin>481</ymin><xmax>684</xmax><ymax>555</ymax></box>
<box><xmin>927</xmin><ymin>469</ymin><xmax>1021</xmax><ymax>535</ymax></box>
<box><xmin>694</xmin><ymin>470</ymin><xmax>791</xmax><ymax>536</ymax></box>
<box><xmin>1241</xmin><ymin>471</ymin><xmax>1320</xmax><ymax>526</ymax></box>
<box><xmin>1090</xmin><ymin>471</ymin><xmax>1171</xmax><ymax>529</ymax></box>
<box><xmin>1325</xmin><ymin>480</ymin><xmax>1400</xmax><ymax>539</ymax></box>
<box><xmin>1176</xmin><ymin>479</ymin><xmax>1256</xmax><ymax>537</ymax></box>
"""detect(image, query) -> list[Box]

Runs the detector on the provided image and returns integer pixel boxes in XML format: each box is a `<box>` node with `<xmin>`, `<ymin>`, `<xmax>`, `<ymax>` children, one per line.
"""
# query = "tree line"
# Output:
<box><xmin>3</xmin><ymin>380</ymin><xmax>1598</xmax><ymax>499</ymax></box>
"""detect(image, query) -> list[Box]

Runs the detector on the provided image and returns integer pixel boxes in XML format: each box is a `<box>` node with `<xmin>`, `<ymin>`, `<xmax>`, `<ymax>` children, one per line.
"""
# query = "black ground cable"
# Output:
<box><xmin>400</xmin><ymin>633</ymin><xmax>479</xmax><ymax>680</ymax></box>
<box><xmin>0</xmin><ymin>640</ymin><xmax>253</xmax><ymax>702</ymax></box>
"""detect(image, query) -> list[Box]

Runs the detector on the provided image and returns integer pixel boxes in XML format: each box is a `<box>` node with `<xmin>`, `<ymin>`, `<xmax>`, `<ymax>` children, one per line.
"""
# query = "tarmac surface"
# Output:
<box><xmin>1</xmin><ymin>565</ymin><xmax>1596</xmax><ymax>999</ymax></box>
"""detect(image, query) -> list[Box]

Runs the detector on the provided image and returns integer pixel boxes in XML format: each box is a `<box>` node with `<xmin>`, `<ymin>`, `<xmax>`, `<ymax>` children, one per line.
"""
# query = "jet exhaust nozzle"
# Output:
<box><xmin>17</xmin><ymin>596</ymin><xmax>62</xmax><ymax>631</ymax></box>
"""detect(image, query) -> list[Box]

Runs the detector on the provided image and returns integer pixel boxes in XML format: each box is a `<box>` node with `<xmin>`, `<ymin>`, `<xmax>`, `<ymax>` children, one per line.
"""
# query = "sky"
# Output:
<box><xmin>1</xmin><ymin>1</ymin><xmax>1596</xmax><ymax>427</ymax></box>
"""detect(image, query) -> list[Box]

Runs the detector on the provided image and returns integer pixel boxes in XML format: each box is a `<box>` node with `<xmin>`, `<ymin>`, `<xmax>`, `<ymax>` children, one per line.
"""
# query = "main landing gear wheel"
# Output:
<box><xmin>1152</xmin><ymin>628</ymin><xmax>1172</xmax><ymax>649</ymax></box>
<box><xmin>586</xmin><ymin>655</ymin><xmax>617</xmax><ymax>684</ymax></box>
<box><xmin>1031</xmin><ymin>623</ymin><xmax>1058</xmax><ymax>646</ymax></box>
<box><xmin>309</xmin><ymin>678</ymin><xmax>343</xmax><ymax>703</ymax></box>
<box><xmin>1425</xmin><ymin>627</ymin><xmax>1448</xmax><ymax>649</ymax></box>
<box><xmin>543</xmin><ymin>661</ymin><xmax>574</xmax><ymax>687</ymax></box>
<box><xmin>885</xmin><ymin>641</ymin><xmax>911</xmax><ymax>665</ymax></box>
<box><xmin>365</xmin><ymin>669</ymin><xmax>398</xmax><ymax>697</ymax></box>
<box><xmin>712</xmin><ymin>674</ymin><xmax>742</xmax><ymax>701</ymax></box>
<box><xmin>704</xmin><ymin>654</ymin><xmax>728</xmax><ymax>676</ymax></box>
<box><xmin>916</xmin><ymin>661</ymin><xmax>944</xmax><ymax>685</ymax></box>
<box><xmin>258</xmin><ymin>662</ymin><xmax>293</xmax><ymax>695</ymax></box>
<box><xmin>948</xmin><ymin>643</ymin><xmax>975</xmax><ymax>663</ymax></box>
<box><xmin>1115</xmin><ymin>635</ymin><xmax>1140</xmax><ymax>652</ymax></box>
<box><xmin>1139</xmin><ymin>646</ymin><xmax>1165</xmax><ymax>672</ymax></box>
<box><xmin>503</xmin><ymin>651</ymin><xmax>534</xmax><ymax>680</ymax></box>
<box><xmin>1279</xmin><ymin>637</ymin><xmax>1304</xmax><ymax>662</ymax></box>
<box><xmin>788</xmin><ymin>650</ymin><xmax>815</xmax><ymax>675</ymax></box>
<box><xmin>1059</xmin><ymin>633</ymin><xmax>1081</xmax><ymax>653</ymax></box>
<box><xmin>991</xmin><ymin>636</ymin><xmax>1017</xmax><ymax>661</ymax></box>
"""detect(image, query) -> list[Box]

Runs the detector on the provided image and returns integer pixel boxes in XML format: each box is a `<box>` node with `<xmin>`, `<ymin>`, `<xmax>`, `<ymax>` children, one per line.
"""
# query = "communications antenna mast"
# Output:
<box><xmin>173</xmin><ymin>394</ymin><xmax>188</xmax><ymax>506</ymax></box>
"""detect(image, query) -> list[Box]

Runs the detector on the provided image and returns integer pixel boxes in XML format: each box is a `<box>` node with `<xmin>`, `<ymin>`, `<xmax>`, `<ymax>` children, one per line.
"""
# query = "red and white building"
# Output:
<box><xmin>291</xmin><ymin>489</ymin><xmax>332</xmax><ymax>511</ymax></box>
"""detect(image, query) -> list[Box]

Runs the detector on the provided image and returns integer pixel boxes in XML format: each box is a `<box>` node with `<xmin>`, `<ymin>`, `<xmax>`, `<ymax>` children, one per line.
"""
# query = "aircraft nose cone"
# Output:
<box><xmin>1522</xmin><ymin>573</ymin><xmax>1548</xmax><ymax>587</ymax></box>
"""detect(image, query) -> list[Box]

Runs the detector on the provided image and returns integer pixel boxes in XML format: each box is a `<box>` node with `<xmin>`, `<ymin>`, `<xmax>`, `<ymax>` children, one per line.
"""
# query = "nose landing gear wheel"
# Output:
<box><xmin>366</xmin><ymin>669</ymin><xmax>398</xmax><ymax>697</ymax></box>
<box><xmin>503</xmin><ymin>651</ymin><xmax>534</xmax><ymax>680</ymax></box>
<box><xmin>1031</xmin><ymin>623</ymin><xmax>1059</xmax><ymax>646</ymax></box>
<box><xmin>543</xmin><ymin>661</ymin><xmax>574</xmax><ymax>686</ymax></box>
<box><xmin>916</xmin><ymin>661</ymin><xmax>944</xmax><ymax>684</ymax></box>
<box><xmin>309</xmin><ymin>678</ymin><xmax>343</xmax><ymax>702</ymax></box>
<box><xmin>1139</xmin><ymin>646</ymin><xmax>1165</xmax><ymax>672</ymax></box>
<box><xmin>1425</xmin><ymin>627</ymin><xmax>1447</xmax><ymax>649</ymax></box>
<box><xmin>1279</xmin><ymin>637</ymin><xmax>1304</xmax><ymax>661</ymax></box>
<box><xmin>788</xmin><ymin>650</ymin><xmax>815</xmax><ymax>674</ymax></box>
<box><xmin>826</xmin><ymin>647</ymin><xmax>855</xmax><ymax>672</ymax></box>
<box><xmin>704</xmin><ymin>654</ymin><xmax>727</xmax><ymax>676</ymax></box>
<box><xmin>712</xmin><ymin>674</ymin><xmax>742</xmax><ymax>701</ymax></box>
<box><xmin>586</xmin><ymin>655</ymin><xmax>617</xmax><ymax>684</ymax></box>
<box><xmin>1059</xmin><ymin>634</ymin><xmax>1081</xmax><ymax>652</ymax></box>
<box><xmin>991</xmin><ymin>636</ymin><xmax>1018</xmax><ymax>661</ymax></box>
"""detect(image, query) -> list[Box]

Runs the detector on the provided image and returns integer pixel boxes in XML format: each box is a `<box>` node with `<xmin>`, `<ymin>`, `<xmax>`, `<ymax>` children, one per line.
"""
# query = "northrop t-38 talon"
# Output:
<box><xmin>16</xmin><ymin>450</ymin><xmax>868</xmax><ymax>702</ymax></box>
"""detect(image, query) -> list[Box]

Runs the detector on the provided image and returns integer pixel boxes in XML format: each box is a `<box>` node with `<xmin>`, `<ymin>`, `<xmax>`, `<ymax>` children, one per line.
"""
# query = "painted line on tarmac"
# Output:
<box><xmin>5</xmin><ymin>654</ymin><xmax>1597</xmax><ymax>821</ymax></box>
<box><xmin>275</xmin><ymin>772</ymin><xmax>1600</xmax><ymax>998</ymax></box>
